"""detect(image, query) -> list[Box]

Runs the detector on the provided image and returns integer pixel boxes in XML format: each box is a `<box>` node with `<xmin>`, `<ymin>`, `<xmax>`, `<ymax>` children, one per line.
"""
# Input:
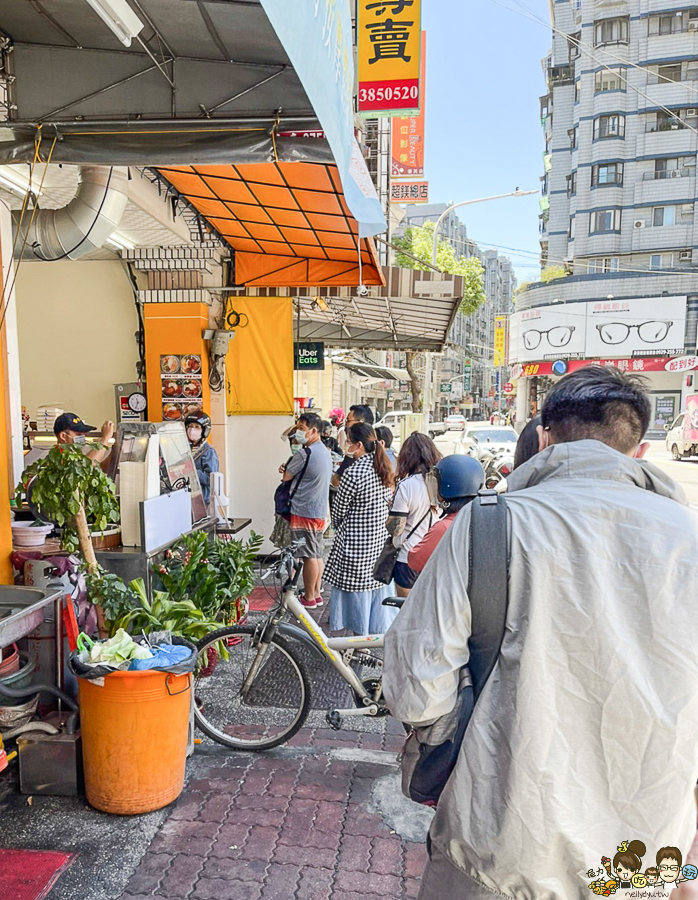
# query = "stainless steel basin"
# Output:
<box><xmin>0</xmin><ymin>586</ymin><xmax>63</xmax><ymax>649</ymax></box>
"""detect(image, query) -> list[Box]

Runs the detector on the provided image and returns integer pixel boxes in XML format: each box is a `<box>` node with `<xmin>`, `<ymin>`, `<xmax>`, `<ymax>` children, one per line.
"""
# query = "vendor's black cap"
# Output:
<box><xmin>53</xmin><ymin>413</ymin><xmax>94</xmax><ymax>435</ymax></box>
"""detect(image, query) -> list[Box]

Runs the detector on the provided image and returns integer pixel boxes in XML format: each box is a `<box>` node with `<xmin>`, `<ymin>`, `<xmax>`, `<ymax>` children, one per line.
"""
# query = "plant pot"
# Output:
<box><xmin>0</xmin><ymin>643</ymin><xmax>19</xmax><ymax>676</ymax></box>
<box><xmin>91</xmin><ymin>526</ymin><xmax>121</xmax><ymax>550</ymax></box>
<box><xmin>0</xmin><ymin>654</ymin><xmax>37</xmax><ymax>706</ymax></box>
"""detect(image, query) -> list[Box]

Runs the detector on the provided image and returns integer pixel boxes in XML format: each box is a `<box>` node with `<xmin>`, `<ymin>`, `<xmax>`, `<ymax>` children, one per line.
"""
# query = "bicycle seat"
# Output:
<box><xmin>381</xmin><ymin>597</ymin><xmax>405</xmax><ymax>609</ymax></box>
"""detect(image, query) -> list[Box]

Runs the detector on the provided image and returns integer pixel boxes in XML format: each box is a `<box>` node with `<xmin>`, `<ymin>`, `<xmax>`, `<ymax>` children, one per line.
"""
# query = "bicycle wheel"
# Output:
<box><xmin>195</xmin><ymin>625</ymin><xmax>312</xmax><ymax>751</ymax></box>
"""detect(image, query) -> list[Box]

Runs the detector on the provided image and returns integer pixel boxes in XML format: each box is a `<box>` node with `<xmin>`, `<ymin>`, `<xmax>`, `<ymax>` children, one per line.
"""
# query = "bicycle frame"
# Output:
<box><xmin>254</xmin><ymin>553</ymin><xmax>386</xmax><ymax>720</ymax></box>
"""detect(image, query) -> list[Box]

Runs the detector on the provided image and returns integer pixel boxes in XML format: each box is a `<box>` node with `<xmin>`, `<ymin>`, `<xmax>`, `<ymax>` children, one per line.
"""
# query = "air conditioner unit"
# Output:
<box><xmin>686</xmin><ymin>109</ymin><xmax>698</xmax><ymax>117</ymax></box>
<box><xmin>680</xmin><ymin>250</ymin><xmax>692</xmax><ymax>261</ymax></box>
<box><xmin>670</xmin><ymin>169</ymin><xmax>681</xmax><ymax>178</ymax></box>
<box><xmin>634</xmin><ymin>220</ymin><xmax>646</xmax><ymax>229</ymax></box>
<box><xmin>689</xmin><ymin>20</ymin><xmax>698</xmax><ymax>30</ymax></box>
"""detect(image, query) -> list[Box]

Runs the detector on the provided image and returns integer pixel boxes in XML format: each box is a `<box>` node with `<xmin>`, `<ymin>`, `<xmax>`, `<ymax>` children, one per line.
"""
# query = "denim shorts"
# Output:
<box><xmin>393</xmin><ymin>560</ymin><xmax>419</xmax><ymax>590</ymax></box>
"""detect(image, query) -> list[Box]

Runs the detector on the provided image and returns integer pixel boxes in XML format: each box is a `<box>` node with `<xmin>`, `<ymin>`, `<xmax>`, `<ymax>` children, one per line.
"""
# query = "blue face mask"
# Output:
<box><xmin>294</xmin><ymin>430</ymin><xmax>309</xmax><ymax>445</ymax></box>
<box><xmin>72</xmin><ymin>435</ymin><xmax>86</xmax><ymax>446</ymax></box>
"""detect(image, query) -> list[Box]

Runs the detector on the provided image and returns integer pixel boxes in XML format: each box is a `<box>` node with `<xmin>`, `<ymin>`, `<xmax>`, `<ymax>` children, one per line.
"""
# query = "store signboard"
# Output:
<box><xmin>357</xmin><ymin>0</ymin><xmax>422</xmax><ymax>115</ymax></box>
<box><xmin>294</xmin><ymin>341</ymin><xmax>325</xmax><ymax>370</ymax></box>
<box><xmin>391</xmin><ymin>31</ymin><xmax>426</xmax><ymax>176</ymax></box>
<box><xmin>451</xmin><ymin>381</ymin><xmax>463</xmax><ymax>399</ymax></box>
<box><xmin>440</xmin><ymin>382</ymin><xmax>452</xmax><ymax>393</ymax></box>
<box><xmin>585</xmin><ymin>296</ymin><xmax>686</xmax><ymax>359</ymax></box>
<box><xmin>510</xmin><ymin>297</ymin><xmax>687</xmax><ymax>364</ymax></box>
<box><xmin>512</xmin><ymin>357</ymin><xmax>674</xmax><ymax>378</ymax></box>
<box><xmin>494</xmin><ymin>316</ymin><xmax>507</xmax><ymax>365</ymax></box>
<box><xmin>510</xmin><ymin>306</ymin><xmax>586</xmax><ymax>363</ymax></box>
<box><xmin>390</xmin><ymin>181</ymin><xmax>428</xmax><ymax>203</ymax></box>
<box><xmin>665</xmin><ymin>355</ymin><xmax>698</xmax><ymax>373</ymax></box>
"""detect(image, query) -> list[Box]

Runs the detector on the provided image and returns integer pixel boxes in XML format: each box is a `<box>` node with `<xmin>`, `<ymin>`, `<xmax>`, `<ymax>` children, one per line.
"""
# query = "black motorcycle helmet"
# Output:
<box><xmin>184</xmin><ymin>411</ymin><xmax>211</xmax><ymax>443</ymax></box>
<box><xmin>433</xmin><ymin>454</ymin><xmax>484</xmax><ymax>503</ymax></box>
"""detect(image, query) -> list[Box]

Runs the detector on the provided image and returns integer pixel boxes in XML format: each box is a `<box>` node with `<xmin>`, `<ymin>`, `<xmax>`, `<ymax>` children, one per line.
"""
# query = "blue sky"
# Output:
<box><xmin>421</xmin><ymin>0</ymin><xmax>552</xmax><ymax>282</ymax></box>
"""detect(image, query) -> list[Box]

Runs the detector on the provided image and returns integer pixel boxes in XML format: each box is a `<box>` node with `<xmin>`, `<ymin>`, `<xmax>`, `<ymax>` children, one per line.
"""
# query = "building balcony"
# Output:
<box><xmin>638</xmin><ymin>129</ymin><xmax>698</xmax><ymax>157</ymax></box>
<box><xmin>548</xmin><ymin>64</ymin><xmax>574</xmax><ymax>87</ymax></box>
<box><xmin>635</xmin><ymin>173</ymin><xmax>696</xmax><ymax>206</ymax></box>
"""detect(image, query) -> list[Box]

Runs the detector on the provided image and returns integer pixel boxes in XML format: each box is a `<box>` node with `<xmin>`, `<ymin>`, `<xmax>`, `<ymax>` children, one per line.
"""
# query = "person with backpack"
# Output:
<box><xmin>384</xmin><ymin>366</ymin><xmax>698</xmax><ymax>900</ymax></box>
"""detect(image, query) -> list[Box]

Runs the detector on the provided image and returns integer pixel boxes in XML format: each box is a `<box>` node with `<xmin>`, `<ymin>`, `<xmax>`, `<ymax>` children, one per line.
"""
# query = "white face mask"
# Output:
<box><xmin>187</xmin><ymin>426</ymin><xmax>203</xmax><ymax>443</ymax></box>
<box><xmin>294</xmin><ymin>430</ymin><xmax>309</xmax><ymax>445</ymax></box>
<box><xmin>72</xmin><ymin>435</ymin><xmax>86</xmax><ymax>446</ymax></box>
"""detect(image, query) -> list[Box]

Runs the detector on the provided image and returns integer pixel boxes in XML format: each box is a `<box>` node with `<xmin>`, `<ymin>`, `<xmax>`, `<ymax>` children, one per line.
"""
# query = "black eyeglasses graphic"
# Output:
<box><xmin>523</xmin><ymin>326</ymin><xmax>575</xmax><ymax>350</ymax></box>
<box><xmin>596</xmin><ymin>320</ymin><xmax>673</xmax><ymax>345</ymax></box>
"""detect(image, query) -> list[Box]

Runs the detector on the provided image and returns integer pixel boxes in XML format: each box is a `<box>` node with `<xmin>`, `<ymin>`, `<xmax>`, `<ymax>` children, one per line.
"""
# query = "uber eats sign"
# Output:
<box><xmin>294</xmin><ymin>342</ymin><xmax>325</xmax><ymax>371</ymax></box>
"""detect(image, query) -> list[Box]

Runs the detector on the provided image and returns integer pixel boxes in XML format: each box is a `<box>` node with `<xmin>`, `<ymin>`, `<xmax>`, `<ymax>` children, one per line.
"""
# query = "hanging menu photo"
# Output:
<box><xmin>160</xmin><ymin>354</ymin><xmax>203</xmax><ymax>420</ymax></box>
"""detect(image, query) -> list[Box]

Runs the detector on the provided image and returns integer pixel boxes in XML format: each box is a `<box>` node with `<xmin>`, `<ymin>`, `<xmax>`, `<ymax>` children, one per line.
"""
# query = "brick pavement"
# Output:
<box><xmin>116</xmin><ymin>725</ymin><xmax>429</xmax><ymax>900</ymax></box>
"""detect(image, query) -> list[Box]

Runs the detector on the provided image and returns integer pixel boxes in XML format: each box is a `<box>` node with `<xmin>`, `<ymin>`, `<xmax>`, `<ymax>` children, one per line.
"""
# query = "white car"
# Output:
<box><xmin>459</xmin><ymin>425</ymin><xmax>518</xmax><ymax>460</ymax></box>
<box><xmin>377</xmin><ymin>410</ymin><xmax>445</xmax><ymax>440</ymax></box>
<box><xmin>665</xmin><ymin>412</ymin><xmax>698</xmax><ymax>460</ymax></box>
<box><xmin>445</xmin><ymin>414</ymin><xmax>466</xmax><ymax>431</ymax></box>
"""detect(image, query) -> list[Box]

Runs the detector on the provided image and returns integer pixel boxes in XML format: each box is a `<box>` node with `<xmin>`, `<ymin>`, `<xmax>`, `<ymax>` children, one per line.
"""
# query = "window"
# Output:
<box><xmin>648</xmin><ymin>10</ymin><xmax>698</xmax><ymax>35</ymax></box>
<box><xmin>592</xmin><ymin>162</ymin><xmax>624</xmax><ymax>186</ymax></box>
<box><xmin>652</xmin><ymin>110</ymin><xmax>688</xmax><ymax>132</ymax></box>
<box><xmin>593</xmin><ymin>114</ymin><xmax>625</xmax><ymax>139</ymax></box>
<box><xmin>653</xmin><ymin>206</ymin><xmax>676</xmax><ymax>226</ymax></box>
<box><xmin>567</xmin><ymin>171</ymin><xmax>577</xmax><ymax>196</ymax></box>
<box><xmin>569</xmin><ymin>126</ymin><xmax>578</xmax><ymax>149</ymax></box>
<box><xmin>595</xmin><ymin>17</ymin><xmax>629</xmax><ymax>45</ymax></box>
<box><xmin>569</xmin><ymin>216</ymin><xmax>576</xmax><ymax>240</ymax></box>
<box><xmin>590</xmin><ymin>209</ymin><xmax>621</xmax><ymax>233</ymax></box>
<box><xmin>575</xmin><ymin>81</ymin><xmax>580</xmax><ymax>104</ymax></box>
<box><xmin>595</xmin><ymin>68</ymin><xmax>625</xmax><ymax>92</ymax></box>
<box><xmin>650</xmin><ymin>253</ymin><xmax>674</xmax><ymax>270</ymax></box>
<box><xmin>649</xmin><ymin>63</ymin><xmax>682</xmax><ymax>84</ymax></box>
<box><xmin>588</xmin><ymin>257</ymin><xmax>620</xmax><ymax>273</ymax></box>
<box><xmin>568</xmin><ymin>32</ymin><xmax>581</xmax><ymax>62</ymax></box>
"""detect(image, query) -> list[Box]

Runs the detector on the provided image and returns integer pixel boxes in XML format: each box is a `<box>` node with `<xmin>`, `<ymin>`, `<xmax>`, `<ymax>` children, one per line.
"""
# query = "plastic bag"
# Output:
<box><xmin>129</xmin><ymin>644</ymin><xmax>193</xmax><ymax>671</ymax></box>
<box><xmin>70</xmin><ymin>634</ymin><xmax>197</xmax><ymax>680</ymax></box>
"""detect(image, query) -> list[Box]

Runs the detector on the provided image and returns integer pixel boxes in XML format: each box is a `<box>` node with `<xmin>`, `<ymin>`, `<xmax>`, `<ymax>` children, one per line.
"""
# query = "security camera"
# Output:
<box><xmin>356</xmin><ymin>284</ymin><xmax>369</xmax><ymax>298</ymax></box>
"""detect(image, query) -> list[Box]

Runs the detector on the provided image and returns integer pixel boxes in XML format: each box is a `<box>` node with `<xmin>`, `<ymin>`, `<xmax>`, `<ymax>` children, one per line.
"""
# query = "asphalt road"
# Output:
<box><xmin>645</xmin><ymin>439</ymin><xmax>698</xmax><ymax>508</ymax></box>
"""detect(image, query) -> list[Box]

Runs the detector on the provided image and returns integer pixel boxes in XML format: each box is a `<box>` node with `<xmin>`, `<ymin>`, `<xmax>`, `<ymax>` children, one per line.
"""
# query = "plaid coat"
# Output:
<box><xmin>324</xmin><ymin>454</ymin><xmax>392</xmax><ymax>592</ymax></box>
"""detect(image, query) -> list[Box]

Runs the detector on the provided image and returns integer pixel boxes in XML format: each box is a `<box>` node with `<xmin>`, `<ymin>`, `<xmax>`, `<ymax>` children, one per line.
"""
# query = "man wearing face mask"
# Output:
<box><xmin>184</xmin><ymin>412</ymin><xmax>219</xmax><ymax>506</ymax></box>
<box><xmin>280</xmin><ymin>412</ymin><xmax>332</xmax><ymax>608</ymax></box>
<box><xmin>53</xmin><ymin>413</ymin><xmax>114</xmax><ymax>471</ymax></box>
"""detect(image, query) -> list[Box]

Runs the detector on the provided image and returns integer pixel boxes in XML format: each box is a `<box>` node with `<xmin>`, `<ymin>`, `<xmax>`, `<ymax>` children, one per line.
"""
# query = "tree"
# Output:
<box><xmin>540</xmin><ymin>264</ymin><xmax>569</xmax><ymax>283</ymax></box>
<box><xmin>393</xmin><ymin>220</ymin><xmax>486</xmax><ymax>315</ymax></box>
<box><xmin>394</xmin><ymin>221</ymin><xmax>487</xmax><ymax>410</ymax></box>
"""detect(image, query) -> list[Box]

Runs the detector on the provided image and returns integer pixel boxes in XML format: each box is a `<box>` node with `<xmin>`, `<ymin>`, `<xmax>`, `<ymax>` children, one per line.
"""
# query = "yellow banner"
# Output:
<box><xmin>357</xmin><ymin>0</ymin><xmax>422</xmax><ymax>116</ymax></box>
<box><xmin>494</xmin><ymin>316</ymin><xmax>507</xmax><ymax>366</ymax></box>
<box><xmin>226</xmin><ymin>297</ymin><xmax>294</xmax><ymax>415</ymax></box>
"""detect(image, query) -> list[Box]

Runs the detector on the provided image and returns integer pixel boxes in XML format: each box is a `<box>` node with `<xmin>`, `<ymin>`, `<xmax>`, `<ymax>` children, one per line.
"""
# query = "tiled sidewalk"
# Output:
<box><xmin>117</xmin><ymin>726</ymin><xmax>430</xmax><ymax>900</ymax></box>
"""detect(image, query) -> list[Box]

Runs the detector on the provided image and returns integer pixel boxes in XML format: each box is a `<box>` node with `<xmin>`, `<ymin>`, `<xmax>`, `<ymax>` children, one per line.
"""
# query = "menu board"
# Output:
<box><xmin>160</xmin><ymin>354</ymin><xmax>204</xmax><ymax>421</ymax></box>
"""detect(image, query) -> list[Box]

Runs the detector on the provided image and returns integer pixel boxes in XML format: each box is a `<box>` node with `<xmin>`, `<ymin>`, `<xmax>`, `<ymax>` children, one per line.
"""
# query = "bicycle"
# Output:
<box><xmin>194</xmin><ymin>542</ymin><xmax>401</xmax><ymax>751</ymax></box>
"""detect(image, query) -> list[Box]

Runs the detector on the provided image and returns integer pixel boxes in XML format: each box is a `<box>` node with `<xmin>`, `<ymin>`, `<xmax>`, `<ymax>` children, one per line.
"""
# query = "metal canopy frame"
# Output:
<box><xmin>0</xmin><ymin>0</ymin><xmax>329</xmax><ymax>164</ymax></box>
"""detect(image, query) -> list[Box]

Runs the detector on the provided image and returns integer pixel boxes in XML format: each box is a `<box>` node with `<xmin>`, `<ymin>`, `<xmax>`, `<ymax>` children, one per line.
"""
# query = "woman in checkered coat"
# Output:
<box><xmin>325</xmin><ymin>422</ymin><xmax>397</xmax><ymax>635</ymax></box>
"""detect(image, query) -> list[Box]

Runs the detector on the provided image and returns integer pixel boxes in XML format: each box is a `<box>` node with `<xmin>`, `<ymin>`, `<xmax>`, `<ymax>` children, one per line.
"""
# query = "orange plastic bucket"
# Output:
<box><xmin>78</xmin><ymin>669</ymin><xmax>191</xmax><ymax>814</ymax></box>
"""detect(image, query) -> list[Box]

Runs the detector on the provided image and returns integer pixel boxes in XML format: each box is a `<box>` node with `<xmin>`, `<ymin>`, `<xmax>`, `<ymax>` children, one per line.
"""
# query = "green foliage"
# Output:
<box><xmin>209</xmin><ymin>532</ymin><xmax>264</xmax><ymax>610</ymax></box>
<box><xmin>85</xmin><ymin>566</ymin><xmax>138</xmax><ymax>625</ymax></box>
<box><xmin>540</xmin><ymin>265</ymin><xmax>569</xmax><ymax>283</ymax></box>
<box><xmin>155</xmin><ymin>531</ymin><xmax>220</xmax><ymax>618</ymax></box>
<box><xmin>16</xmin><ymin>444</ymin><xmax>119</xmax><ymax>553</ymax></box>
<box><xmin>392</xmin><ymin>220</ymin><xmax>486</xmax><ymax>315</ymax></box>
<box><xmin>111</xmin><ymin>578</ymin><xmax>223</xmax><ymax>643</ymax></box>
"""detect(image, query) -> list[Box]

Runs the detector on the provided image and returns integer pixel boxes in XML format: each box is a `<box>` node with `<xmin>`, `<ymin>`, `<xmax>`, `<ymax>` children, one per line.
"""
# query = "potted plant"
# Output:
<box><xmin>209</xmin><ymin>532</ymin><xmax>263</xmax><ymax>625</ymax></box>
<box><xmin>17</xmin><ymin>443</ymin><xmax>120</xmax><ymax>629</ymax></box>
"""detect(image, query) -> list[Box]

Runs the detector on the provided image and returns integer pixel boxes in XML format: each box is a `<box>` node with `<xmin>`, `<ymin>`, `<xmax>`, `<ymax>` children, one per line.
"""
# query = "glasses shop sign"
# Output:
<box><xmin>294</xmin><ymin>342</ymin><xmax>325</xmax><ymax>371</ymax></box>
<box><xmin>509</xmin><ymin>296</ymin><xmax>686</xmax><ymax>364</ymax></box>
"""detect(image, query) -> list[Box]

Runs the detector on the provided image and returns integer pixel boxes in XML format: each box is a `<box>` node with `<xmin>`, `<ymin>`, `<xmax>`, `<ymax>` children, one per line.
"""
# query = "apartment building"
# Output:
<box><xmin>515</xmin><ymin>0</ymin><xmax>698</xmax><ymax>431</ymax></box>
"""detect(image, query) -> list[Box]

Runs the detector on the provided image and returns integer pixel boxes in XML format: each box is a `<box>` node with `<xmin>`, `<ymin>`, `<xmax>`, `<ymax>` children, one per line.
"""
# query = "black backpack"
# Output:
<box><xmin>401</xmin><ymin>490</ymin><xmax>509</xmax><ymax>807</ymax></box>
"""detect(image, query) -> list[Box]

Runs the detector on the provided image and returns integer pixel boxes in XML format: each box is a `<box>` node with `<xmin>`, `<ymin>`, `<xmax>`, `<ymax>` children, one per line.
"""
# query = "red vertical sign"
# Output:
<box><xmin>391</xmin><ymin>31</ymin><xmax>426</xmax><ymax>177</ymax></box>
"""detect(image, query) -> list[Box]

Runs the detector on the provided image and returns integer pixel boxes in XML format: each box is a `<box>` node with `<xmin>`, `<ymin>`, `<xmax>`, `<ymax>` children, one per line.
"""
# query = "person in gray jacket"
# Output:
<box><xmin>384</xmin><ymin>366</ymin><xmax>698</xmax><ymax>900</ymax></box>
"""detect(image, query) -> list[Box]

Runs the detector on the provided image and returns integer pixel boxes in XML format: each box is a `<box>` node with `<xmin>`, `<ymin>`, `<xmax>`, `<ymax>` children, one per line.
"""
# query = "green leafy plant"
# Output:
<box><xmin>155</xmin><ymin>531</ymin><xmax>222</xmax><ymax>617</ymax></box>
<box><xmin>17</xmin><ymin>444</ymin><xmax>119</xmax><ymax>570</ymax></box>
<box><xmin>85</xmin><ymin>566</ymin><xmax>138</xmax><ymax>626</ymax></box>
<box><xmin>111</xmin><ymin>578</ymin><xmax>222</xmax><ymax>644</ymax></box>
<box><xmin>209</xmin><ymin>532</ymin><xmax>263</xmax><ymax>608</ymax></box>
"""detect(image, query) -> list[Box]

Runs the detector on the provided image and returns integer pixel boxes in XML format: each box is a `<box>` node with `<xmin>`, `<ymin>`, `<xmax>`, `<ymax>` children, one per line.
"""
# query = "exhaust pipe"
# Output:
<box><xmin>12</xmin><ymin>165</ymin><xmax>129</xmax><ymax>260</ymax></box>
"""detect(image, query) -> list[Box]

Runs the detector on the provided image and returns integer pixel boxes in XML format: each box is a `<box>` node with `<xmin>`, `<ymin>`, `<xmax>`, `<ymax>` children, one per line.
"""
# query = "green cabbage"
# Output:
<box><xmin>88</xmin><ymin>628</ymin><xmax>152</xmax><ymax>664</ymax></box>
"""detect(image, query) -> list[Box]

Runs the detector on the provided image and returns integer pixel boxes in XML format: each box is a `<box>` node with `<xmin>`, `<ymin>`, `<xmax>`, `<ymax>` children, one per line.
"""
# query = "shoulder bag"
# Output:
<box><xmin>274</xmin><ymin>447</ymin><xmax>311</xmax><ymax>520</ymax></box>
<box><xmin>400</xmin><ymin>490</ymin><xmax>509</xmax><ymax>806</ymax></box>
<box><xmin>373</xmin><ymin>506</ymin><xmax>433</xmax><ymax>585</ymax></box>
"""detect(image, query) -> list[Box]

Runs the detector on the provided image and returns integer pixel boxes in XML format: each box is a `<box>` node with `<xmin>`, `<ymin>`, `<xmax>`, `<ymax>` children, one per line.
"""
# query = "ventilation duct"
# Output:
<box><xmin>12</xmin><ymin>166</ymin><xmax>129</xmax><ymax>260</ymax></box>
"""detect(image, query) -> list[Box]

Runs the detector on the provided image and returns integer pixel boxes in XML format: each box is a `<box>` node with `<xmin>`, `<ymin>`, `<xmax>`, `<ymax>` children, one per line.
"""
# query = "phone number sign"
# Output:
<box><xmin>357</xmin><ymin>0</ymin><xmax>422</xmax><ymax>115</ymax></box>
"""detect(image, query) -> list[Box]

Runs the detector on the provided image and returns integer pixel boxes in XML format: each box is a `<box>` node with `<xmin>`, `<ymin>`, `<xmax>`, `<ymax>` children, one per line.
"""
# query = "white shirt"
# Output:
<box><xmin>390</xmin><ymin>473</ymin><xmax>433</xmax><ymax>564</ymax></box>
